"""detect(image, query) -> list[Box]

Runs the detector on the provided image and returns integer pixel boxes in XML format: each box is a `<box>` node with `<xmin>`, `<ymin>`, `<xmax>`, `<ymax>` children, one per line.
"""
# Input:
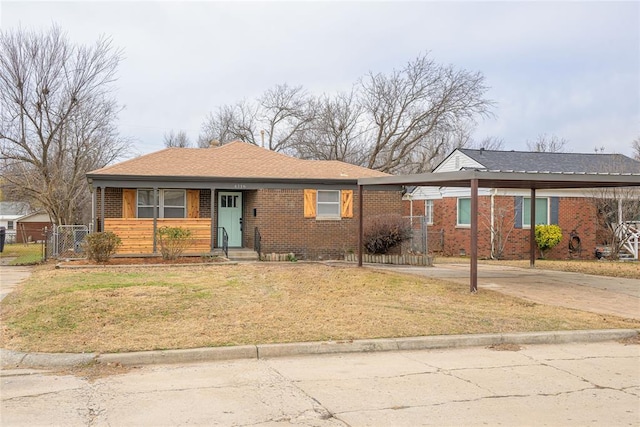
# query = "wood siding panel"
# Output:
<box><xmin>104</xmin><ymin>218</ymin><xmax>211</xmax><ymax>254</ymax></box>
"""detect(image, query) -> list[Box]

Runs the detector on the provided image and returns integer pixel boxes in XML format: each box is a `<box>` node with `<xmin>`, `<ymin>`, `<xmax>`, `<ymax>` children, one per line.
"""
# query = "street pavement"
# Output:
<box><xmin>2</xmin><ymin>341</ymin><xmax>639</xmax><ymax>426</ymax></box>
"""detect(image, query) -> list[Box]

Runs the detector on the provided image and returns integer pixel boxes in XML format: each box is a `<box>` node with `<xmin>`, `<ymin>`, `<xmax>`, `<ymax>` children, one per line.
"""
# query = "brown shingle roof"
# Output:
<box><xmin>88</xmin><ymin>141</ymin><xmax>389</xmax><ymax>180</ymax></box>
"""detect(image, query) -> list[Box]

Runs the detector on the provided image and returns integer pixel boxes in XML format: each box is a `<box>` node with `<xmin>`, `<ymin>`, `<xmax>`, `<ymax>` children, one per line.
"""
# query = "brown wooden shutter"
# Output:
<box><xmin>122</xmin><ymin>189</ymin><xmax>136</xmax><ymax>219</ymax></box>
<box><xmin>187</xmin><ymin>190</ymin><xmax>200</xmax><ymax>218</ymax></box>
<box><xmin>341</xmin><ymin>190</ymin><xmax>353</xmax><ymax>218</ymax></box>
<box><xmin>303</xmin><ymin>189</ymin><xmax>317</xmax><ymax>218</ymax></box>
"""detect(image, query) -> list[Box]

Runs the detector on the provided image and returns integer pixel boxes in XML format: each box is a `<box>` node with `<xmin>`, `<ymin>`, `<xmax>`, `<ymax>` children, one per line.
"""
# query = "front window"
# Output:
<box><xmin>457</xmin><ymin>198</ymin><xmax>471</xmax><ymax>226</ymax></box>
<box><xmin>425</xmin><ymin>200</ymin><xmax>434</xmax><ymax>225</ymax></box>
<box><xmin>317</xmin><ymin>190</ymin><xmax>341</xmax><ymax>218</ymax></box>
<box><xmin>137</xmin><ymin>189</ymin><xmax>185</xmax><ymax>218</ymax></box>
<box><xmin>523</xmin><ymin>197</ymin><xmax>549</xmax><ymax>226</ymax></box>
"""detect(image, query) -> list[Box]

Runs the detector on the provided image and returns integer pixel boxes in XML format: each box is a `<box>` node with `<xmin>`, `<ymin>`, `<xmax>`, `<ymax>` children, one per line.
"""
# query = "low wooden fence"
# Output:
<box><xmin>104</xmin><ymin>219</ymin><xmax>211</xmax><ymax>254</ymax></box>
<box><xmin>344</xmin><ymin>252</ymin><xmax>432</xmax><ymax>266</ymax></box>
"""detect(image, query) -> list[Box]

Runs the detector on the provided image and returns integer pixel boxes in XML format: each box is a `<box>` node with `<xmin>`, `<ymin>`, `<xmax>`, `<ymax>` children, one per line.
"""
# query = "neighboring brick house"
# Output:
<box><xmin>404</xmin><ymin>148</ymin><xmax>640</xmax><ymax>260</ymax></box>
<box><xmin>15</xmin><ymin>211</ymin><xmax>53</xmax><ymax>243</ymax></box>
<box><xmin>86</xmin><ymin>141</ymin><xmax>402</xmax><ymax>259</ymax></box>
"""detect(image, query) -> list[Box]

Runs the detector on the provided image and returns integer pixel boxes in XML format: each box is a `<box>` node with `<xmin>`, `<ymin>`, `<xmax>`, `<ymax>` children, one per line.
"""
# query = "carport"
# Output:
<box><xmin>357</xmin><ymin>170</ymin><xmax>640</xmax><ymax>293</ymax></box>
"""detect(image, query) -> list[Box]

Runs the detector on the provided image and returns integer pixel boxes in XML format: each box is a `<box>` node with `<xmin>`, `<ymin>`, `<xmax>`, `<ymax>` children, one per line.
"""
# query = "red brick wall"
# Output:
<box><xmin>428</xmin><ymin>195</ymin><xmax>598</xmax><ymax>260</ymax></box>
<box><xmin>248</xmin><ymin>188</ymin><xmax>403</xmax><ymax>260</ymax></box>
<box><xmin>15</xmin><ymin>222</ymin><xmax>52</xmax><ymax>243</ymax></box>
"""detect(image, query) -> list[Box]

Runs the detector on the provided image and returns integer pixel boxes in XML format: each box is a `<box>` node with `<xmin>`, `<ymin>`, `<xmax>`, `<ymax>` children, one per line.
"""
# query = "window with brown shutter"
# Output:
<box><xmin>122</xmin><ymin>189</ymin><xmax>136</xmax><ymax>218</ymax></box>
<box><xmin>341</xmin><ymin>190</ymin><xmax>353</xmax><ymax>218</ymax></box>
<box><xmin>187</xmin><ymin>190</ymin><xmax>200</xmax><ymax>218</ymax></box>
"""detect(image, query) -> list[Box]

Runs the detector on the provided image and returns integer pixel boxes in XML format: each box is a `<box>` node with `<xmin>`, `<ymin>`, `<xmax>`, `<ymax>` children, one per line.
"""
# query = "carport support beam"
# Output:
<box><xmin>358</xmin><ymin>185</ymin><xmax>364</xmax><ymax>267</ymax></box>
<box><xmin>530</xmin><ymin>188</ymin><xmax>536</xmax><ymax>268</ymax></box>
<box><xmin>470</xmin><ymin>178</ymin><xmax>478</xmax><ymax>293</ymax></box>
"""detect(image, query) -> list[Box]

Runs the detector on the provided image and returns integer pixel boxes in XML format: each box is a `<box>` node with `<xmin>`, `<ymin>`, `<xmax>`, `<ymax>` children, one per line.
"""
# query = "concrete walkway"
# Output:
<box><xmin>371</xmin><ymin>263</ymin><xmax>640</xmax><ymax>320</ymax></box>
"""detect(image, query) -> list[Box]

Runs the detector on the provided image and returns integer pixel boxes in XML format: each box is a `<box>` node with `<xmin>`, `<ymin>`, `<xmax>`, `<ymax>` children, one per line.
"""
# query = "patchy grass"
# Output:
<box><xmin>0</xmin><ymin>243</ymin><xmax>43</xmax><ymax>265</ymax></box>
<box><xmin>1</xmin><ymin>263</ymin><xmax>638</xmax><ymax>354</ymax></box>
<box><xmin>434</xmin><ymin>257</ymin><xmax>640</xmax><ymax>279</ymax></box>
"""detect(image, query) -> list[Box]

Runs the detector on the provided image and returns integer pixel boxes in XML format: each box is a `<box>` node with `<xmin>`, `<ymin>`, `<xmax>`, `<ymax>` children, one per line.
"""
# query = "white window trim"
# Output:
<box><xmin>457</xmin><ymin>197</ymin><xmax>471</xmax><ymax>228</ymax></box>
<box><xmin>316</xmin><ymin>189</ymin><xmax>341</xmax><ymax>219</ymax></box>
<box><xmin>522</xmin><ymin>197</ymin><xmax>549</xmax><ymax>228</ymax></box>
<box><xmin>137</xmin><ymin>189</ymin><xmax>186</xmax><ymax>219</ymax></box>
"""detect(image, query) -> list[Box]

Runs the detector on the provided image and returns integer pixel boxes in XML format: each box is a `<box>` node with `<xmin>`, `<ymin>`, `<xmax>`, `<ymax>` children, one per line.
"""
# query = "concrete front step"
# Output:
<box><xmin>214</xmin><ymin>248</ymin><xmax>259</xmax><ymax>261</ymax></box>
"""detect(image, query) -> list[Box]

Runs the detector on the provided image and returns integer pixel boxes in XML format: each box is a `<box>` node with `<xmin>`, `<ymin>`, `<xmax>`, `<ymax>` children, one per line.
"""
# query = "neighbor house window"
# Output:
<box><xmin>137</xmin><ymin>189</ymin><xmax>185</xmax><ymax>218</ymax></box>
<box><xmin>425</xmin><ymin>200</ymin><xmax>434</xmax><ymax>225</ymax></box>
<box><xmin>317</xmin><ymin>190</ymin><xmax>341</xmax><ymax>218</ymax></box>
<box><xmin>523</xmin><ymin>197</ymin><xmax>549</xmax><ymax>226</ymax></box>
<box><xmin>457</xmin><ymin>198</ymin><xmax>471</xmax><ymax>226</ymax></box>
<box><xmin>7</xmin><ymin>220</ymin><xmax>14</xmax><ymax>230</ymax></box>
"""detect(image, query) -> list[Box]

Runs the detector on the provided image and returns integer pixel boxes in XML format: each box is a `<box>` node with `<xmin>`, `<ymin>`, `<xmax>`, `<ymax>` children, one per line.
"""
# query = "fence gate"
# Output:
<box><xmin>403</xmin><ymin>216</ymin><xmax>444</xmax><ymax>255</ymax></box>
<box><xmin>45</xmin><ymin>225</ymin><xmax>90</xmax><ymax>260</ymax></box>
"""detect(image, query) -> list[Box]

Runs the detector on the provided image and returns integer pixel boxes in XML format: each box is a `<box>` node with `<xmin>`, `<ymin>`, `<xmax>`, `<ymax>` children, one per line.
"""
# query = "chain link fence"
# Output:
<box><xmin>44</xmin><ymin>225</ymin><xmax>91</xmax><ymax>260</ymax></box>
<box><xmin>403</xmin><ymin>216</ymin><xmax>444</xmax><ymax>255</ymax></box>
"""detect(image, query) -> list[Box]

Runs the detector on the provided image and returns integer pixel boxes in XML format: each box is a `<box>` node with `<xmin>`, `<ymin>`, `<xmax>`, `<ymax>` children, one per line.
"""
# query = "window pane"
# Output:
<box><xmin>138</xmin><ymin>207</ymin><xmax>155</xmax><ymax>218</ymax></box>
<box><xmin>164</xmin><ymin>190</ymin><xmax>185</xmax><ymax>207</ymax></box>
<box><xmin>318</xmin><ymin>190</ymin><xmax>339</xmax><ymax>203</ymax></box>
<box><xmin>524</xmin><ymin>198</ymin><xmax>548</xmax><ymax>226</ymax></box>
<box><xmin>457</xmin><ymin>198</ymin><xmax>471</xmax><ymax>225</ymax></box>
<box><xmin>138</xmin><ymin>189</ymin><xmax>153</xmax><ymax>206</ymax></box>
<box><xmin>317</xmin><ymin>203</ymin><xmax>340</xmax><ymax>217</ymax></box>
<box><xmin>425</xmin><ymin>200</ymin><xmax>434</xmax><ymax>224</ymax></box>
<box><xmin>164</xmin><ymin>207</ymin><xmax>185</xmax><ymax>218</ymax></box>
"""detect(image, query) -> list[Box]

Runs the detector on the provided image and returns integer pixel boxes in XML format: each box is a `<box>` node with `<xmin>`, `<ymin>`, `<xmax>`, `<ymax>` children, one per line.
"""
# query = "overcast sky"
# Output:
<box><xmin>2</xmin><ymin>1</ymin><xmax>639</xmax><ymax>159</ymax></box>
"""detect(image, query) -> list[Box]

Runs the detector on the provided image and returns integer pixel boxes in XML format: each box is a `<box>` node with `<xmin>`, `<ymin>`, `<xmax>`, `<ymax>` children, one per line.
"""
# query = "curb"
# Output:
<box><xmin>2</xmin><ymin>329</ymin><xmax>637</xmax><ymax>369</ymax></box>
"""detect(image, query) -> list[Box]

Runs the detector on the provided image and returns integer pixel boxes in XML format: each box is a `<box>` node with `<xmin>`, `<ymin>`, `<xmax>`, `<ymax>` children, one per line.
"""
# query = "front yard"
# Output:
<box><xmin>1</xmin><ymin>263</ymin><xmax>638</xmax><ymax>354</ymax></box>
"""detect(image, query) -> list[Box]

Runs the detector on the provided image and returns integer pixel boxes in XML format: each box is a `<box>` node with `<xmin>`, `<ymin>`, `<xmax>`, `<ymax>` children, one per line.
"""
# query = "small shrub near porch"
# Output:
<box><xmin>84</xmin><ymin>232</ymin><xmax>122</xmax><ymax>263</ymax></box>
<box><xmin>157</xmin><ymin>226</ymin><xmax>194</xmax><ymax>260</ymax></box>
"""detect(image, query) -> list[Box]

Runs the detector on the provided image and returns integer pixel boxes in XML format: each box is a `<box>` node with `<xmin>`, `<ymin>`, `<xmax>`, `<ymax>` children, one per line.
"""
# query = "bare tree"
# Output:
<box><xmin>632</xmin><ymin>136</ymin><xmax>640</xmax><ymax>161</ymax></box>
<box><xmin>359</xmin><ymin>53</ymin><xmax>494</xmax><ymax>173</ymax></box>
<box><xmin>470</xmin><ymin>135</ymin><xmax>505</xmax><ymax>151</ymax></box>
<box><xmin>198</xmin><ymin>101</ymin><xmax>258</xmax><ymax>147</ymax></box>
<box><xmin>526</xmin><ymin>134</ymin><xmax>568</xmax><ymax>152</ymax></box>
<box><xmin>292</xmin><ymin>90</ymin><xmax>366</xmax><ymax>164</ymax></box>
<box><xmin>163</xmin><ymin>130</ymin><xmax>191</xmax><ymax>148</ymax></box>
<box><xmin>259</xmin><ymin>84</ymin><xmax>315</xmax><ymax>153</ymax></box>
<box><xmin>198</xmin><ymin>53</ymin><xmax>493</xmax><ymax>173</ymax></box>
<box><xmin>0</xmin><ymin>25</ymin><xmax>127</xmax><ymax>225</ymax></box>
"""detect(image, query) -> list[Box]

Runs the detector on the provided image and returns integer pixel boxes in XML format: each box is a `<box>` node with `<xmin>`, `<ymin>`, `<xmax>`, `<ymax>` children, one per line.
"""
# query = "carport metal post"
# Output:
<box><xmin>470</xmin><ymin>178</ymin><xmax>478</xmax><ymax>293</ymax></box>
<box><xmin>530</xmin><ymin>188</ymin><xmax>536</xmax><ymax>268</ymax></box>
<box><xmin>358</xmin><ymin>185</ymin><xmax>364</xmax><ymax>267</ymax></box>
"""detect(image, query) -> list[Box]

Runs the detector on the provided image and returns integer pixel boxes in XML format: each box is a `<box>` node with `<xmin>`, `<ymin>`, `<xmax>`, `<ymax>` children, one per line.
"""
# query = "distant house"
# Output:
<box><xmin>15</xmin><ymin>211</ymin><xmax>53</xmax><ymax>243</ymax></box>
<box><xmin>86</xmin><ymin>141</ymin><xmax>402</xmax><ymax>259</ymax></box>
<box><xmin>404</xmin><ymin>148</ymin><xmax>640</xmax><ymax>260</ymax></box>
<box><xmin>0</xmin><ymin>202</ymin><xmax>31</xmax><ymax>244</ymax></box>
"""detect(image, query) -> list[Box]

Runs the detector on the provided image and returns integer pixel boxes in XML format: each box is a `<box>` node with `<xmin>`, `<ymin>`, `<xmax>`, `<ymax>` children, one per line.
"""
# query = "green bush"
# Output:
<box><xmin>157</xmin><ymin>226</ymin><xmax>193</xmax><ymax>260</ymax></box>
<box><xmin>84</xmin><ymin>232</ymin><xmax>121</xmax><ymax>263</ymax></box>
<box><xmin>535</xmin><ymin>224</ymin><xmax>562</xmax><ymax>259</ymax></box>
<box><xmin>363</xmin><ymin>214</ymin><xmax>412</xmax><ymax>254</ymax></box>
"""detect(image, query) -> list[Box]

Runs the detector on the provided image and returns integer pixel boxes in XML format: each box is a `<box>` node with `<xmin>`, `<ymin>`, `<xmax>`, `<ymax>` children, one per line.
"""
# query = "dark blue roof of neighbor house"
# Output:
<box><xmin>458</xmin><ymin>149</ymin><xmax>640</xmax><ymax>174</ymax></box>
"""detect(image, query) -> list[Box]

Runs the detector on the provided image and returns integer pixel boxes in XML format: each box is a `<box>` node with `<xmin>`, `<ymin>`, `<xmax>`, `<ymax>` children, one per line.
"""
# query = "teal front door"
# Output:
<box><xmin>218</xmin><ymin>192</ymin><xmax>243</xmax><ymax>247</ymax></box>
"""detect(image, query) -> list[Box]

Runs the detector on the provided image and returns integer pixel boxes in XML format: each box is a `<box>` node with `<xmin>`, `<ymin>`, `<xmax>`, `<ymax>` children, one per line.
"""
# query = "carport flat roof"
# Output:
<box><xmin>355</xmin><ymin>169</ymin><xmax>640</xmax><ymax>294</ymax></box>
<box><xmin>358</xmin><ymin>169</ymin><xmax>640</xmax><ymax>189</ymax></box>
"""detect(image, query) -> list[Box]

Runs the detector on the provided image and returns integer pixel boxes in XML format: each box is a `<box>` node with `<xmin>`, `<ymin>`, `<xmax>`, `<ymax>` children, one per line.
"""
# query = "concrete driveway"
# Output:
<box><xmin>370</xmin><ymin>263</ymin><xmax>640</xmax><ymax>320</ymax></box>
<box><xmin>0</xmin><ymin>265</ymin><xmax>33</xmax><ymax>302</ymax></box>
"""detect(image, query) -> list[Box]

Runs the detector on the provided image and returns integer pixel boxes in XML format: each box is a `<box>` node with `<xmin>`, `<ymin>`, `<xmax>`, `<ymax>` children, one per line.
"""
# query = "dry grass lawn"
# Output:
<box><xmin>2</xmin><ymin>263</ymin><xmax>638</xmax><ymax>354</ymax></box>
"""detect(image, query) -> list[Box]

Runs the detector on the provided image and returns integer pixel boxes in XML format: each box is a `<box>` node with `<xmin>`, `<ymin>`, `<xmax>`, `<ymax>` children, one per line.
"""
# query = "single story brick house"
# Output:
<box><xmin>404</xmin><ymin>148</ymin><xmax>640</xmax><ymax>260</ymax></box>
<box><xmin>15</xmin><ymin>211</ymin><xmax>53</xmax><ymax>243</ymax></box>
<box><xmin>86</xmin><ymin>141</ymin><xmax>402</xmax><ymax>259</ymax></box>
